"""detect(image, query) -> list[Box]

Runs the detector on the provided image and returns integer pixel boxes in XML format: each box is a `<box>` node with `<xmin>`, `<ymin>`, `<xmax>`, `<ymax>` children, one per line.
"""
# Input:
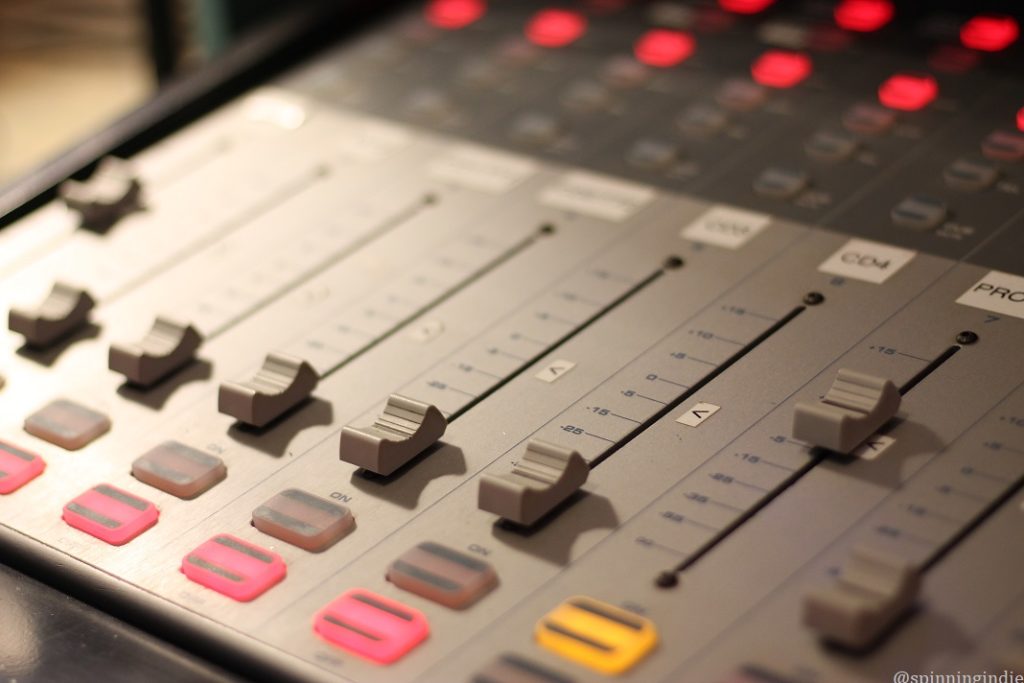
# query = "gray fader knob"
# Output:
<box><xmin>803</xmin><ymin>545</ymin><xmax>921</xmax><ymax>650</ymax></box>
<box><xmin>793</xmin><ymin>369</ymin><xmax>900</xmax><ymax>453</ymax></box>
<box><xmin>339</xmin><ymin>394</ymin><xmax>447</xmax><ymax>475</ymax></box>
<box><xmin>478</xmin><ymin>440</ymin><xmax>589</xmax><ymax>527</ymax></box>
<box><xmin>8</xmin><ymin>282</ymin><xmax>95</xmax><ymax>348</ymax></box>
<box><xmin>218</xmin><ymin>353</ymin><xmax>318</xmax><ymax>427</ymax></box>
<box><xmin>109</xmin><ymin>317</ymin><xmax>203</xmax><ymax>387</ymax></box>
<box><xmin>59</xmin><ymin>157</ymin><xmax>141</xmax><ymax>231</ymax></box>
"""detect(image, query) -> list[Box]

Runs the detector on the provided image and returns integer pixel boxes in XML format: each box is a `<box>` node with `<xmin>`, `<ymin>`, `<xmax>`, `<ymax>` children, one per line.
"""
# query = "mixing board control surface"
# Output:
<box><xmin>1</xmin><ymin>1</ymin><xmax>1023</xmax><ymax>682</ymax></box>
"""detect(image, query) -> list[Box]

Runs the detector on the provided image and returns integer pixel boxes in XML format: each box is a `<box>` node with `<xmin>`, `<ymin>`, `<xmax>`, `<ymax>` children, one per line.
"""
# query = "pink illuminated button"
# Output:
<box><xmin>0</xmin><ymin>441</ymin><xmax>45</xmax><ymax>494</ymax></box>
<box><xmin>960</xmin><ymin>14</ymin><xmax>1019</xmax><ymax>52</ymax></box>
<box><xmin>718</xmin><ymin>0</ymin><xmax>774</xmax><ymax>14</ymax></box>
<box><xmin>751</xmin><ymin>50</ymin><xmax>812</xmax><ymax>88</ymax></box>
<box><xmin>425</xmin><ymin>0</ymin><xmax>485</xmax><ymax>30</ymax></box>
<box><xmin>314</xmin><ymin>589</ymin><xmax>429</xmax><ymax>664</ymax></box>
<box><xmin>526</xmin><ymin>9</ymin><xmax>587</xmax><ymax>48</ymax></box>
<box><xmin>634</xmin><ymin>29</ymin><xmax>696</xmax><ymax>68</ymax></box>
<box><xmin>182</xmin><ymin>534</ymin><xmax>285</xmax><ymax>601</ymax></box>
<box><xmin>878</xmin><ymin>72</ymin><xmax>938</xmax><ymax>111</ymax></box>
<box><xmin>834</xmin><ymin>0</ymin><xmax>893</xmax><ymax>33</ymax></box>
<box><xmin>63</xmin><ymin>484</ymin><xmax>158</xmax><ymax>545</ymax></box>
<box><xmin>1018</xmin><ymin>107</ymin><xmax>1024</xmax><ymax>132</ymax></box>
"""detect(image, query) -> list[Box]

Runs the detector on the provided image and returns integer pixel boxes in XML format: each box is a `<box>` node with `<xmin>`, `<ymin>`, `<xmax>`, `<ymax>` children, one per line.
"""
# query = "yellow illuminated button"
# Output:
<box><xmin>534</xmin><ymin>596</ymin><xmax>657</xmax><ymax>675</ymax></box>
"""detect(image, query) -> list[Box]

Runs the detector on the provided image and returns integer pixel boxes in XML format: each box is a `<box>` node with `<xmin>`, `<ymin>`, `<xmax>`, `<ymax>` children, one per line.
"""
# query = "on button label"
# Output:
<box><xmin>818</xmin><ymin>238</ymin><xmax>916</xmax><ymax>284</ymax></box>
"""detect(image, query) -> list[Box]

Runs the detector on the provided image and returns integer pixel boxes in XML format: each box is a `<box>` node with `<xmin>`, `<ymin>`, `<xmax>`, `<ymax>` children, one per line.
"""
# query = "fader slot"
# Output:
<box><xmin>252</xmin><ymin>225</ymin><xmax>547</xmax><ymax>389</ymax></box>
<box><xmin>391</xmin><ymin>257</ymin><xmax>675</xmax><ymax>421</ymax></box>
<box><xmin>0</xmin><ymin>105</ymin><xmax>341</xmax><ymax>315</ymax></box>
<box><xmin>199</xmin><ymin>192</ymin><xmax>437</xmax><ymax>339</ymax></box>
<box><xmin>655</xmin><ymin>340</ymin><xmax>968</xmax><ymax>583</ymax></box>
<box><xmin>520</xmin><ymin>300</ymin><xmax>810</xmax><ymax>468</ymax></box>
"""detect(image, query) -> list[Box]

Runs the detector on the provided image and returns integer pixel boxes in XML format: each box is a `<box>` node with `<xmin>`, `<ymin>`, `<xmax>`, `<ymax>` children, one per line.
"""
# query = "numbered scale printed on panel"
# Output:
<box><xmin>1</xmin><ymin>1</ymin><xmax>1024</xmax><ymax>682</ymax></box>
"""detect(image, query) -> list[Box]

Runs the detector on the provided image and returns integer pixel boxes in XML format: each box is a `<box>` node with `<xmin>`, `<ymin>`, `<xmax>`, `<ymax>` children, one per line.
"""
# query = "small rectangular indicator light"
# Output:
<box><xmin>132</xmin><ymin>441</ymin><xmax>226</xmax><ymax>499</ymax></box>
<box><xmin>62</xmin><ymin>484</ymin><xmax>158</xmax><ymax>545</ymax></box>
<box><xmin>182</xmin><ymin>534</ymin><xmax>286</xmax><ymax>602</ymax></box>
<box><xmin>314</xmin><ymin>589</ymin><xmax>429</xmax><ymax>664</ymax></box>
<box><xmin>0</xmin><ymin>441</ymin><xmax>45</xmax><ymax>494</ymax></box>
<box><xmin>24</xmin><ymin>399</ymin><xmax>110</xmax><ymax>450</ymax></box>
<box><xmin>252</xmin><ymin>489</ymin><xmax>353</xmax><ymax>552</ymax></box>
<box><xmin>535</xmin><ymin>596</ymin><xmax>658</xmax><ymax>674</ymax></box>
<box><xmin>387</xmin><ymin>541</ymin><xmax>497</xmax><ymax>609</ymax></box>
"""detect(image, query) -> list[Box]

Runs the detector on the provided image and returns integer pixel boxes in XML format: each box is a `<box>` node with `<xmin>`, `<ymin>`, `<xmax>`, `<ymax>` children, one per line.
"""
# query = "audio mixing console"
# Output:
<box><xmin>1</xmin><ymin>1</ymin><xmax>1023</xmax><ymax>682</ymax></box>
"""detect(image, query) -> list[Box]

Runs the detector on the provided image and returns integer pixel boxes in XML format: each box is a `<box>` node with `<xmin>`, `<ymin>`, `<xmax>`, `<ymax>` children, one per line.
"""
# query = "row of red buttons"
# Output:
<box><xmin>426</xmin><ymin>0</ymin><xmax>1020</xmax><ymax>53</ymax></box>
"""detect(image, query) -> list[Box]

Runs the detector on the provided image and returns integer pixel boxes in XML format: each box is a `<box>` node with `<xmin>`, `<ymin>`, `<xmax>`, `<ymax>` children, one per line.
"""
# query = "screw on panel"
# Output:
<box><xmin>539</xmin><ymin>223</ymin><xmax>556</xmax><ymax>235</ymax></box>
<box><xmin>803</xmin><ymin>291</ymin><xmax>825</xmax><ymax>306</ymax></box>
<box><xmin>956</xmin><ymin>330</ymin><xmax>978</xmax><ymax>345</ymax></box>
<box><xmin>655</xmin><ymin>571</ymin><xmax>679</xmax><ymax>589</ymax></box>
<box><xmin>663</xmin><ymin>255</ymin><xmax>684</xmax><ymax>270</ymax></box>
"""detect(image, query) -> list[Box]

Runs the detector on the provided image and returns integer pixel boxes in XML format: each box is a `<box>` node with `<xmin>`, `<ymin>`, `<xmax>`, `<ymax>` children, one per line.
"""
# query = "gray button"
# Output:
<box><xmin>676</xmin><ymin>104</ymin><xmax>729</xmax><ymax>138</ymax></box>
<box><xmin>891</xmin><ymin>194</ymin><xmax>948</xmax><ymax>231</ymax></box>
<box><xmin>24</xmin><ymin>399</ymin><xmax>110</xmax><ymax>451</ymax></box>
<box><xmin>804</xmin><ymin>130</ymin><xmax>859</xmax><ymax>163</ymax></box>
<box><xmin>387</xmin><ymin>541</ymin><xmax>497</xmax><ymax>609</ymax></box>
<box><xmin>715</xmin><ymin>79</ymin><xmax>767</xmax><ymax>112</ymax></box>
<box><xmin>9</xmin><ymin>282</ymin><xmax>95</xmax><ymax>348</ymax></box>
<box><xmin>132</xmin><ymin>441</ymin><xmax>226</xmax><ymax>499</ymax></box>
<box><xmin>602</xmin><ymin>56</ymin><xmax>651</xmax><ymax>89</ymax></box>
<box><xmin>842</xmin><ymin>103</ymin><xmax>896</xmax><ymax>136</ymax></box>
<box><xmin>339</xmin><ymin>394</ymin><xmax>448</xmax><ymax>476</ymax></box>
<box><xmin>478</xmin><ymin>440</ymin><xmax>588</xmax><ymax>527</ymax></box>
<box><xmin>510</xmin><ymin>113</ymin><xmax>562</xmax><ymax>147</ymax></box>
<box><xmin>803</xmin><ymin>545</ymin><xmax>921</xmax><ymax>650</ymax></box>
<box><xmin>59</xmin><ymin>157</ymin><xmax>141</xmax><ymax>232</ymax></box>
<box><xmin>626</xmin><ymin>139</ymin><xmax>679</xmax><ymax>171</ymax></box>
<box><xmin>753</xmin><ymin>166</ymin><xmax>809</xmax><ymax>199</ymax></box>
<box><xmin>793</xmin><ymin>369</ymin><xmax>901</xmax><ymax>453</ymax></box>
<box><xmin>252</xmin><ymin>488</ymin><xmax>353</xmax><ymax>551</ymax></box>
<box><xmin>218</xmin><ymin>353</ymin><xmax>319</xmax><ymax>427</ymax></box>
<box><xmin>561</xmin><ymin>80</ymin><xmax>611</xmax><ymax>113</ymax></box>
<box><xmin>943</xmin><ymin>158</ymin><xmax>999</xmax><ymax>192</ymax></box>
<box><xmin>109</xmin><ymin>317</ymin><xmax>203</xmax><ymax>387</ymax></box>
<box><xmin>981</xmin><ymin>130</ymin><xmax>1024</xmax><ymax>162</ymax></box>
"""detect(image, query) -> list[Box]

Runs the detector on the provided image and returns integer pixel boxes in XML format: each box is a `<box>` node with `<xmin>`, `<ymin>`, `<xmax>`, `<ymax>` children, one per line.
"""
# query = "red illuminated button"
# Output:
<box><xmin>634</xmin><ymin>29</ymin><xmax>696</xmax><ymax>68</ymax></box>
<box><xmin>425</xmin><ymin>0</ymin><xmax>485</xmax><ymax>30</ymax></box>
<box><xmin>834</xmin><ymin>0</ymin><xmax>893</xmax><ymax>32</ymax></box>
<box><xmin>182</xmin><ymin>534</ymin><xmax>286</xmax><ymax>602</ymax></box>
<box><xmin>526</xmin><ymin>9</ymin><xmax>587</xmax><ymax>48</ymax></box>
<box><xmin>0</xmin><ymin>441</ymin><xmax>45</xmax><ymax>494</ymax></box>
<box><xmin>63</xmin><ymin>484</ymin><xmax>158</xmax><ymax>546</ymax></box>
<box><xmin>719</xmin><ymin>0</ymin><xmax>775</xmax><ymax>14</ymax></box>
<box><xmin>1018</xmin><ymin>107</ymin><xmax>1024</xmax><ymax>132</ymax></box>
<box><xmin>878</xmin><ymin>72</ymin><xmax>937</xmax><ymax>112</ymax></box>
<box><xmin>751</xmin><ymin>50</ymin><xmax>812</xmax><ymax>89</ymax></box>
<box><xmin>314</xmin><ymin>589</ymin><xmax>429</xmax><ymax>664</ymax></box>
<box><xmin>960</xmin><ymin>14</ymin><xmax>1019</xmax><ymax>52</ymax></box>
